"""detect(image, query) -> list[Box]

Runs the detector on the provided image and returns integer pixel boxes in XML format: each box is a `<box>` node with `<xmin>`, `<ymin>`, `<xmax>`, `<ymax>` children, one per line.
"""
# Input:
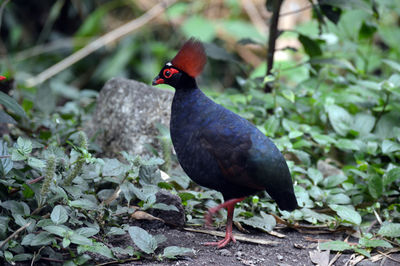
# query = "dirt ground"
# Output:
<box><xmin>98</xmin><ymin>221</ymin><xmax>400</xmax><ymax>266</ymax></box>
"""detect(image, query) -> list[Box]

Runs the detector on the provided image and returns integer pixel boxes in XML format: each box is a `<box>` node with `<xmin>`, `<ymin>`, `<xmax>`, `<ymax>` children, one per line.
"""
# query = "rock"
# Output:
<box><xmin>149</xmin><ymin>189</ymin><xmax>185</xmax><ymax>227</ymax></box>
<box><xmin>218</xmin><ymin>249</ymin><xmax>232</xmax><ymax>256</ymax></box>
<box><xmin>85</xmin><ymin>78</ymin><xmax>173</xmax><ymax>157</ymax></box>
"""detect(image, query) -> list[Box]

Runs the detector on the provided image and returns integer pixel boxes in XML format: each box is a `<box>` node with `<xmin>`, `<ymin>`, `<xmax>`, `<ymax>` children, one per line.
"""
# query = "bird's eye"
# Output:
<box><xmin>163</xmin><ymin>68</ymin><xmax>178</xmax><ymax>78</ymax></box>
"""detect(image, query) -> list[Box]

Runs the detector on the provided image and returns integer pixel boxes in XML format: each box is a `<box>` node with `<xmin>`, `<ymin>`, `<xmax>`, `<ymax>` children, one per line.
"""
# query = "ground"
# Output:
<box><xmin>94</xmin><ymin>221</ymin><xmax>400</xmax><ymax>266</ymax></box>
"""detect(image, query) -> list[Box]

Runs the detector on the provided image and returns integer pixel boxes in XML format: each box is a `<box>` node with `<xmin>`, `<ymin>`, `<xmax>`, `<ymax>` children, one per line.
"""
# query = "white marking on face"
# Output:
<box><xmin>166</xmin><ymin>62</ymin><xmax>172</xmax><ymax>66</ymax></box>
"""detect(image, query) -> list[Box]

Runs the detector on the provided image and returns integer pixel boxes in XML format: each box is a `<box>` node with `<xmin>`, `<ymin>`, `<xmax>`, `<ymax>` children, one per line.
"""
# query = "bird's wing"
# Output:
<box><xmin>198</xmin><ymin>118</ymin><xmax>265</xmax><ymax>190</ymax></box>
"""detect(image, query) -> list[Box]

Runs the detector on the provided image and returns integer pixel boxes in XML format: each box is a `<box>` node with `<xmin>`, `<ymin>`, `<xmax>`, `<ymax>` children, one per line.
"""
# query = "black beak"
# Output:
<box><xmin>152</xmin><ymin>75</ymin><xmax>164</xmax><ymax>86</ymax></box>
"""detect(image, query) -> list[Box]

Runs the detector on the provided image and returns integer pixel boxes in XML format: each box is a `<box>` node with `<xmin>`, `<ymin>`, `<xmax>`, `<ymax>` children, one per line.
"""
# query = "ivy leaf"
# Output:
<box><xmin>75</xmin><ymin>227</ymin><xmax>99</xmax><ymax>237</ymax></box>
<box><xmin>50</xmin><ymin>205</ymin><xmax>68</xmax><ymax>225</ymax></box>
<box><xmin>128</xmin><ymin>226</ymin><xmax>158</xmax><ymax>254</ymax></box>
<box><xmin>319</xmin><ymin>240</ymin><xmax>352</xmax><ymax>251</ymax></box>
<box><xmin>329</xmin><ymin>204</ymin><xmax>361</xmax><ymax>225</ymax></box>
<box><xmin>378</xmin><ymin>222</ymin><xmax>400</xmax><ymax>237</ymax></box>
<box><xmin>162</xmin><ymin>246</ymin><xmax>195</xmax><ymax>259</ymax></box>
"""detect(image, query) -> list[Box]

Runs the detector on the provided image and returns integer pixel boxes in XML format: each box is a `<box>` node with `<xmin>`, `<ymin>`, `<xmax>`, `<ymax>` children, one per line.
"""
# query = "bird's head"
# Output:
<box><xmin>152</xmin><ymin>38</ymin><xmax>207</xmax><ymax>90</ymax></box>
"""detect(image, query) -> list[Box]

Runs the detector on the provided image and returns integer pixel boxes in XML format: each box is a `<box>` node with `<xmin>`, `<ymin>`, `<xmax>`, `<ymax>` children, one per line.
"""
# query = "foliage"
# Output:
<box><xmin>1</xmin><ymin>0</ymin><xmax>400</xmax><ymax>264</ymax></box>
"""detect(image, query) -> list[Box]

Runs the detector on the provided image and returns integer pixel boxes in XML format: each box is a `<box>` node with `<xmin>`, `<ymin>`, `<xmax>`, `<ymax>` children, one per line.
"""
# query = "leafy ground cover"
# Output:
<box><xmin>1</xmin><ymin>0</ymin><xmax>400</xmax><ymax>265</ymax></box>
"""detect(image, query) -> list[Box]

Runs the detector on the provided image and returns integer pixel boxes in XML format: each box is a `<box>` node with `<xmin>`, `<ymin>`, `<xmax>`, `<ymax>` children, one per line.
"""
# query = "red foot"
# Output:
<box><xmin>204</xmin><ymin>231</ymin><xmax>236</xmax><ymax>248</ymax></box>
<box><xmin>203</xmin><ymin>197</ymin><xmax>245</xmax><ymax>248</ymax></box>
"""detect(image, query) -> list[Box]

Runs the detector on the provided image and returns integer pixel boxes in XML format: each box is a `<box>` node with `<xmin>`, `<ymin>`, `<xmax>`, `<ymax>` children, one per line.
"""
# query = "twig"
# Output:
<box><xmin>0</xmin><ymin>221</ymin><xmax>32</xmax><ymax>249</ymax></box>
<box><xmin>280</xmin><ymin>4</ymin><xmax>312</xmax><ymax>17</ymax></box>
<box><xmin>265</xmin><ymin>0</ymin><xmax>284</xmax><ymax>92</ymax></box>
<box><xmin>96</xmin><ymin>257</ymin><xmax>140</xmax><ymax>266</ymax></box>
<box><xmin>184</xmin><ymin>227</ymin><xmax>280</xmax><ymax>246</ymax></box>
<box><xmin>25</xmin><ymin>0</ymin><xmax>177</xmax><ymax>87</ymax></box>
<box><xmin>328</xmin><ymin>251</ymin><xmax>342</xmax><ymax>266</ymax></box>
<box><xmin>0</xmin><ymin>155</ymin><xmax>11</xmax><ymax>158</ymax></box>
<box><xmin>241</xmin><ymin>0</ymin><xmax>268</xmax><ymax>35</ymax></box>
<box><xmin>377</xmin><ymin>250</ymin><xmax>400</xmax><ymax>263</ymax></box>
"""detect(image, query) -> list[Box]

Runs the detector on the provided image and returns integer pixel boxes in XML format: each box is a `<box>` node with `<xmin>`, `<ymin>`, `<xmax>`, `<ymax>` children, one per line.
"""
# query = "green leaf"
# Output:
<box><xmin>353</xmin><ymin>113</ymin><xmax>375</xmax><ymax>136</ymax></box>
<box><xmin>69</xmin><ymin>199</ymin><xmax>98</xmax><ymax>210</ymax></box>
<box><xmin>327</xmin><ymin>105</ymin><xmax>352</xmax><ymax>136</ymax></box>
<box><xmin>319</xmin><ymin>240</ymin><xmax>352</xmax><ymax>251</ymax></box>
<box><xmin>16</xmin><ymin>137</ymin><xmax>32</xmax><ymax>155</ymax></box>
<box><xmin>322</xmin><ymin>175</ymin><xmax>348</xmax><ymax>188</ymax></box>
<box><xmin>381</xmin><ymin>140</ymin><xmax>400</xmax><ymax>154</ymax></box>
<box><xmin>0</xmin><ymin>141</ymin><xmax>12</xmax><ymax>176</ymax></box>
<box><xmin>128</xmin><ymin>226</ymin><xmax>157</xmax><ymax>254</ymax></box>
<box><xmin>101</xmin><ymin>158</ymin><xmax>128</xmax><ymax>177</ymax></box>
<box><xmin>329</xmin><ymin>204</ymin><xmax>361</xmax><ymax>225</ymax></box>
<box><xmin>50</xmin><ymin>205</ymin><xmax>68</xmax><ymax>225</ymax></box>
<box><xmin>378</xmin><ymin>222</ymin><xmax>400</xmax><ymax>237</ymax></box>
<box><xmin>78</xmin><ymin>241</ymin><xmax>115</xmax><ymax>259</ymax></box>
<box><xmin>29</xmin><ymin>232</ymin><xmax>54</xmax><ymax>246</ymax></box>
<box><xmin>0</xmin><ymin>91</ymin><xmax>28</xmax><ymax>118</ymax></box>
<box><xmin>27</xmin><ymin>157</ymin><xmax>46</xmax><ymax>169</ymax></box>
<box><xmin>358</xmin><ymin>21</ymin><xmax>377</xmax><ymax>40</ymax></box>
<box><xmin>43</xmin><ymin>225</ymin><xmax>68</xmax><ymax>237</ymax></box>
<box><xmin>308</xmin><ymin>168</ymin><xmax>323</xmax><ymax>185</ymax></box>
<box><xmin>235</xmin><ymin>211</ymin><xmax>276</xmax><ymax>232</ymax></box>
<box><xmin>383</xmin><ymin>59</ymin><xmax>400</xmax><ymax>72</ymax></box>
<box><xmin>0</xmin><ymin>110</ymin><xmax>16</xmax><ymax>124</ymax></box>
<box><xmin>108</xmin><ymin>227</ymin><xmax>126</xmax><ymax>235</ymax></box>
<box><xmin>70</xmin><ymin>232</ymin><xmax>92</xmax><ymax>246</ymax></box>
<box><xmin>162</xmin><ymin>246</ymin><xmax>194</xmax><ymax>259</ymax></box>
<box><xmin>359</xmin><ymin>238</ymin><xmax>393</xmax><ymax>248</ymax></box>
<box><xmin>75</xmin><ymin>227</ymin><xmax>99</xmax><ymax>237</ymax></box>
<box><xmin>281</xmin><ymin>88</ymin><xmax>295</xmax><ymax>103</ymax></box>
<box><xmin>298</xmin><ymin>34</ymin><xmax>322</xmax><ymax>58</ymax></box>
<box><xmin>354</xmin><ymin>248</ymin><xmax>370</xmax><ymax>257</ymax></box>
<box><xmin>152</xmin><ymin>203</ymin><xmax>179</xmax><ymax>212</ymax></box>
<box><xmin>368</xmin><ymin>175</ymin><xmax>383</xmax><ymax>199</ymax></box>
<box><xmin>384</xmin><ymin>168</ymin><xmax>400</xmax><ymax>186</ymax></box>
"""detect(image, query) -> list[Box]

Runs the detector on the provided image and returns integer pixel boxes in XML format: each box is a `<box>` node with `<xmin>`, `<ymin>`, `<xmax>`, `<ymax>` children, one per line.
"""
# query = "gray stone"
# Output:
<box><xmin>85</xmin><ymin>78</ymin><xmax>174</xmax><ymax>157</ymax></box>
<box><xmin>218</xmin><ymin>249</ymin><xmax>232</xmax><ymax>256</ymax></box>
<box><xmin>150</xmin><ymin>189</ymin><xmax>185</xmax><ymax>227</ymax></box>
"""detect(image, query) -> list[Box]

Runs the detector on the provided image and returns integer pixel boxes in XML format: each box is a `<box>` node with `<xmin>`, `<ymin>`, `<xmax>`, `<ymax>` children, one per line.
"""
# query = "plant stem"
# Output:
<box><xmin>372</xmin><ymin>92</ymin><xmax>390</xmax><ymax>132</ymax></box>
<box><xmin>265</xmin><ymin>0</ymin><xmax>284</xmax><ymax>93</ymax></box>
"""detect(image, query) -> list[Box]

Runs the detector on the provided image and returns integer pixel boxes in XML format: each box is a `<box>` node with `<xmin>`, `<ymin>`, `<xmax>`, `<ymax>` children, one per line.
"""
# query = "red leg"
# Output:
<box><xmin>204</xmin><ymin>197</ymin><xmax>245</xmax><ymax>248</ymax></box>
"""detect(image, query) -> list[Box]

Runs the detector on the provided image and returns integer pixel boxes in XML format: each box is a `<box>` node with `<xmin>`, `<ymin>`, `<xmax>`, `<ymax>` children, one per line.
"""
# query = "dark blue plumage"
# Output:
<box><xmin>152</xmin><ymin>39</ymin><xmax>297</xmax><ymax>248</ymax></box>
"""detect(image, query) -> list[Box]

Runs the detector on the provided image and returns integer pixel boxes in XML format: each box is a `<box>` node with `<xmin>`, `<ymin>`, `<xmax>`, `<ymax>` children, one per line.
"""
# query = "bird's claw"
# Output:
<box><xmin>204</xmin><ymin>233</ymin><xmax>236</xmax><ymax>248</ymax></box>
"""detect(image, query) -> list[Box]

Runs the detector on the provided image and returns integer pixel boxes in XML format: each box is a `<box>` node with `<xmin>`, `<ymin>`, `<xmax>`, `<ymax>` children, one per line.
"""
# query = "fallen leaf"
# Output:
<box><xmin>309</xmin><ymin>250</ymin><xmax>330</xmax><ymax>266</ymax></box>
<box><xmin>131</xmin><ymin>210</ymin><xmax>164</xmax><ymax>222</ymax></box>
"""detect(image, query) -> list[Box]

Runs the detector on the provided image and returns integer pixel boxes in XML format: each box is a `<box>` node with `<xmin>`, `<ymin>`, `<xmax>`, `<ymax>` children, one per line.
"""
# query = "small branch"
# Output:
<box><xmin>280</xmin><ymin>4</ymin><xmax>312</xmax><ymax>17</ymax></box>
<box><xmin>0</xmin><ymin>155</ymin><xmax>11</xmax><ymax>158</ymax></box>
<box><xmin>265</xmin><ymin>0</ymin><xmax>284</xmax><ymax>93</ymax></box>
<box><xmin>25</xmin><ymin>0</ymin><xmax>177</xmax><ymax>87</ymax></box>
<box><xmin>0</xmin><ymin>221</ymin><xmax>32</xmax><ymax>249</ymax></box>
<box><xmin>241</xmin><ymin>0</ymin><xmax>268</xmax><ymax>35</ymax></box>
<box><xmin>184</xmin><ymin>227</ymin><xmax>279</xmax><ymax>246</ymax></box>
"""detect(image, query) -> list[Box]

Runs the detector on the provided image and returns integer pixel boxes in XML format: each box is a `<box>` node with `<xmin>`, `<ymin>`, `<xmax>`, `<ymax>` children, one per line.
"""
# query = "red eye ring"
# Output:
<box><xmin>163</xmin><ymin>68</ymin><xmax>179</xmax><ymax>78</ymax></box>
